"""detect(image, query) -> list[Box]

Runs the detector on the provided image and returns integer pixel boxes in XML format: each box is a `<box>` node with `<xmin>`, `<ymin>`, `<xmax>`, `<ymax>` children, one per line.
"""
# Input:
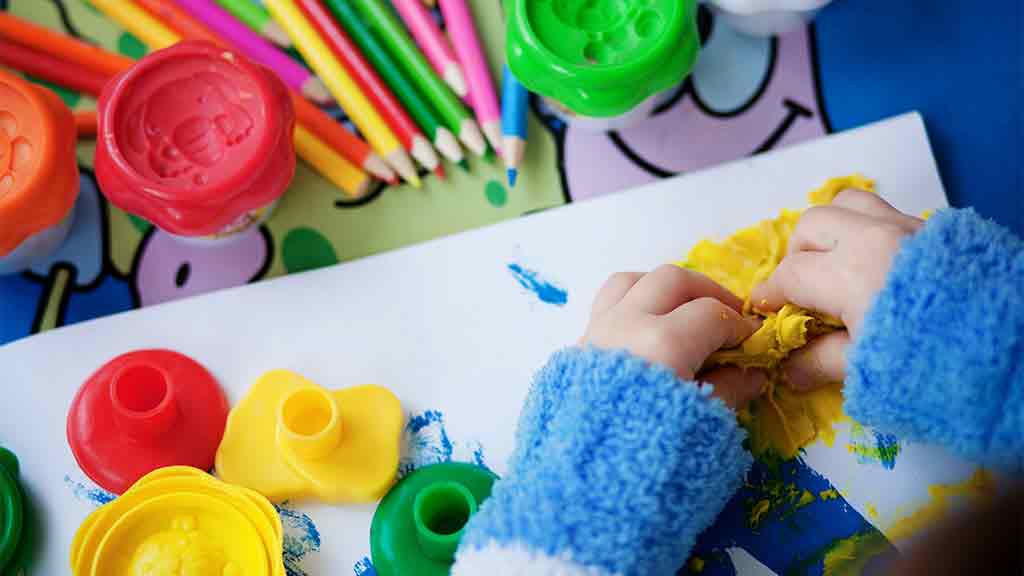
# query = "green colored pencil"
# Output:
<box><xmin>214</xmin><ymin>0</ymin><xmax>293</xmax><ymax>48</ymax></box>
<box><xmin>322</xmin><ymin>0</ymin><xmax>463</xmax><ymax>163</ymax></box>
<box><xmin>346</xmin><ymin>0</ymin><xmax>486</xmax><ymax>156</ymax></box>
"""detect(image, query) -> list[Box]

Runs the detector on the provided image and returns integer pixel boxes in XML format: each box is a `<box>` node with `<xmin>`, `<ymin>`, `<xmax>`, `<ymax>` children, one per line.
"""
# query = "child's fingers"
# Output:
<box><xmin>750</xmin><ymin>252</ymin><xmax>846</xmax><ymax>318</ymax></box>
<box><xmin>623</xmin><ymin>265</ymin><xmax>743</xmax><ymax>315</ymax></box>
<box><xmin>701</xmin><ymin>366</ymin><xmax>767</xmax><ymax>411</ymax></box>
<box><xmin>832</xmin><ymin>189</ymin><xmax>924</xmax><ymax>231</ymax></box>
<box><xmin>783</xmin><ymin>331</ymin><xmax>850</xmax><ymax>390</ymax></box>
<box><xmin>786</xmin><ymin>205</ymin><xmax>879</xmax><ymax>256</ymax></box>
<box><xmin>591</xmin><ymin>271</ymin><xmax>644</xmax><ymax>316</ymax></box>
<box><xmin>661</xmin><ymin>298</ymin><xmax>760</xmax><ymax>376</ymax></box>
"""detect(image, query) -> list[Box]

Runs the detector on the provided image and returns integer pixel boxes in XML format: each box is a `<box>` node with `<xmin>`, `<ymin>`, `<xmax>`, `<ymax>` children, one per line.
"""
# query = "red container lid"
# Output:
<box><xmin>95</xmin><ymin>41</ymin><xmax>295</xmax><ymax>237</ymax></box>
<box><xmin>66</xmin><ymin>349</ymin><xmax>229</xmax><ymax>495</ymax></box>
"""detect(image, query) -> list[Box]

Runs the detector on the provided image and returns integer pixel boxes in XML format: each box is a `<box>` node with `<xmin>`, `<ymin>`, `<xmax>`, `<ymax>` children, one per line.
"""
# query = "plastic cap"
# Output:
<box><xmin>370</xmin><ymin>462</ymin><xmax>498</xmax><ymax>576</ymax></box>
<box><xmin>67</xmin><ymin>350</ymin><xmax>229</xmax><ymax>495</ymax></box>
<box><xmin>506</xmin><ymin>0</ymin><xmax>700</xmax><ymax>117</ymax></box>
<box><xmin>0</xmin><ymin>69</ymin><xmax>79</xmax><ymax>255</ymax></box>
<box><xmin>0</xmin><ymin>447</ymin><xmax>23</xmax><ymax>572</ymax></box>
<box><xmin>95</xmin><ymin>41</ymin><xmax>295</xmax><ymax>237</ymax></box>
<box><xmin>216</xmin><ymin>370</ymin><xmax>403</xmax><ymax>504</ymax></box>
<box><xmin>71</xmin><ymin>466</ymin><xmax>284</xmax><ymax>576</ymax></box>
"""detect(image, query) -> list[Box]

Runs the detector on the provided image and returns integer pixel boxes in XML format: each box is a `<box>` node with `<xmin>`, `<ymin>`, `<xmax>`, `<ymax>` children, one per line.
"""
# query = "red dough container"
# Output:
<box><xmin>95</xmin><ymin>41</ymin><xmax>295</xmax><ymax>241</ymax></box>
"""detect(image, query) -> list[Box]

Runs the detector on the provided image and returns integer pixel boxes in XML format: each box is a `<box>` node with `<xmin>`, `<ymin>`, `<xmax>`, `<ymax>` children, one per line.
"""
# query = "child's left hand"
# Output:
<box><xmin>582</xmin><ymin>265</ymin><xmax>765</xmax><ymax>410</ymax></box>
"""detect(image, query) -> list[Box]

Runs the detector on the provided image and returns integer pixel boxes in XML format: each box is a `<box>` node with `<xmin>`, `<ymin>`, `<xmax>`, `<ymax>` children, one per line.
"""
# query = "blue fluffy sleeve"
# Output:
<box><xmin>846</xmin><ymin>208</ymin><xmax>1024</xmax><ymax>471</ymax></box>
<box><xmin>453</xmin><ymin>347</ymin><xmax>752</xmax><ymax>575</ymax></box>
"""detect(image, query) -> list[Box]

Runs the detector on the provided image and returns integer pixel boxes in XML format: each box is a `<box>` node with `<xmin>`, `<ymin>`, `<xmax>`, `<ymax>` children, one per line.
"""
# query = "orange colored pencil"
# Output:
<box><xmin>0</xmin><ymin>38</ymin><xmax>108</xmax><ymax>96</ymax></box>
<box><xmin>132</xmin><ymin>0</ymin><xmax>395</xmax><ymax>183</ymax></box>
<box><xmin>134</xmin><ymin>0</ymin><xmax>224</xmax><ymax>45</ymax></box>
<box><xmin>0</xmin><ymin>12</ymin><xmax>133</xmax><ymax>78</ymax></box>
<box><xmin>74</xmin><ymin>110</ymin><xmax>99</xmax><ymax>139</ymax></box>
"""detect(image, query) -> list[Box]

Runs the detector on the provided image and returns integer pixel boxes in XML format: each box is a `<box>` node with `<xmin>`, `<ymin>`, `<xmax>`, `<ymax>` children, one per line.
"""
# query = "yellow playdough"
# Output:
<box><xmin>680</xmin><ymin>175</ymin><xmax>875</xmax><ymax>459</ymax></box>
<box><xmin>71</xmin><ymin>466</ymin><xmax>284</xmax><ymax>576</ymax></box>
<box><xmin>215</xmin><ymin>370</ymin><xmax>403</xmax><ymax>503</ymax></box>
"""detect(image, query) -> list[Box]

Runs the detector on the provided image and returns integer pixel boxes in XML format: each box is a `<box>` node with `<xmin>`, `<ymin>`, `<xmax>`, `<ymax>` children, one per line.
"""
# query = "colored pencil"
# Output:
<box><xmin>391</xmin><ymin>0</ymin><xmax>466</xmax><ymax>97</ymax></box>
<box><xmin>346</xmin><ymin>0</ymin><xmax>486</xmax><ymax>156</ymax></box>
<box><xmin>0</xmin><ymin>12</ymin><xmax>134</xmax><ymax>78</ymax></box>
<box><xmin>88</xmin><ymin>0</ymin><xmax>385</xmax><ymax>190</ymax></box>
<box><xmin>175</xmin><ymin>0</ymin><xmax>331</xmax><ymax>105</ymax></box>
<box><xmin>322</xmin><ymin>0</ymin><xmax>463</xmax><ymax>165</ymax></box>
<box><xmin>214</xmin><ymin>0</ymin><xmax>293</xmax><ymax>48</ymax></box>
<box><xmin>439</xmin><ymin>0</ymin><xmax>501</xmax><ymax>153</ymax></box>
<box><xmin>296</xmin><ymin>0</ymin><xmax>439</xmax><ymax>172</ymax></box>
<box><xmin>501</xmin><ymin>65</ymin><xmax>528</xmax><ymax>187</ymax></box>
<box><xmin>0</xmin><ymin>38</ymin><xmax>108</xmax><ymax>97</ymax></box>
<box><xmin>294</xmin><ymin>124</ymin><xmax>374</xmax><ymax>197</ymax></box>
<box><xmin>140</xmin><ymin>0</ymin><xmax>393</xmax><ymax>183</ymax></box>
<box><xmin>264</xmin><ymin>0</ymin><xmax>421</xmax><ymax>187</ymax></box>
<box><xmin>74</xmin><ymin>110</ymin><xmax>99</xmax><ymax>139</ymax></box>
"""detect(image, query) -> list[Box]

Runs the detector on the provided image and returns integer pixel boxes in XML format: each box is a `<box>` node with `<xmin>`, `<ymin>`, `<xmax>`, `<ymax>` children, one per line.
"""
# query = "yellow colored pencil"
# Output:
<box><xmin>295</xmin><ymin>125</ymin><xmax>374</xmax><ymax>197</ymax></box>
<box><xmin>264</xmin><ymin>0</ymin><xmax>420</xmax><ymax>187</ymax></box>
<box><xmin>89</xmin><ymin>0</ymin><xmax>181</xmax><ymax>49</ymax></box>
<box><xmin>86</xmin><ymin>0</ymin><xmax>374</xmax><ymax>196</ymax></box>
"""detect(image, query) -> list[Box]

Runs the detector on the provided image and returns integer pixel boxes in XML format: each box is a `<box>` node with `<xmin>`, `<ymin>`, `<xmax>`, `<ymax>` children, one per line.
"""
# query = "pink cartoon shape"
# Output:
<box><xmin>136</xmin><ymin>226</ymin><xmax>268</xmax><ymax>307</ymax></box>
<box><xmin>559</xmin><ymin>19</ymin><xmax>828</xmax><ymax>201</ymax></box>
<box><xmin>126</xmin><ymin>72</ymin><xmax>253</xmax><ymax>181</ymax></box>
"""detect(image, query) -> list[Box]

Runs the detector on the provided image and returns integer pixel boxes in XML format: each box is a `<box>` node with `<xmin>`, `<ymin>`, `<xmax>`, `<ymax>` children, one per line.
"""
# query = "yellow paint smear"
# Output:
<box><xmin>822</xmin><ymin>529</ymin><xmax>892</xmax><ymax>576</ymax></box>
<box><xmin>688</xmin><ymin>556</ymin><xmax>705</xmax><ymax>573</ymax></box>
<box><xmin>819</xmin><ymin>488</ymin><xmax>840</xmax><ymax>501</ymax></box>
<box><xmin>885</xmin><ymin>469</ymin><xmax>995</xmax><ymax>543</ymax></box>
<box><xmin>681</xmin><ymin>176</ymin><xmax>875</xmax><ymax>459</ymax></box>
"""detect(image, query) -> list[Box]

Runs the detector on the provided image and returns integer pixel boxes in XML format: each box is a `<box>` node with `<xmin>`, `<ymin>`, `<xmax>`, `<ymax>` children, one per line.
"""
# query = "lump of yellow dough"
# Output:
<box><xmin>216</xmin><ymin>370</ymin><xmax>403</xmax><ymax>503</ymax></box>
<box><xmin>679</xmin><ymin>175</ymin><xmax>874</xmax><ymax>460</ymax></box>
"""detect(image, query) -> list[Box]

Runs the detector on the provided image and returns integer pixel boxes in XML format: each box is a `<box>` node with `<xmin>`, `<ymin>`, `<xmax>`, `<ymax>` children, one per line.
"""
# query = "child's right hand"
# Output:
<box><xmin>751</xmin><ymin>189</ymin><xmax>924</xmax><ymax>390</ymax></box>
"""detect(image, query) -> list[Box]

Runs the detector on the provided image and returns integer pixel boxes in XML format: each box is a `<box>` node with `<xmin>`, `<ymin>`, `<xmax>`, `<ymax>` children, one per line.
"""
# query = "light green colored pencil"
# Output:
<box><xmin>348</xmin><ymin>0</ymin><xmax>486</xmax><ymax>156</ymax></box>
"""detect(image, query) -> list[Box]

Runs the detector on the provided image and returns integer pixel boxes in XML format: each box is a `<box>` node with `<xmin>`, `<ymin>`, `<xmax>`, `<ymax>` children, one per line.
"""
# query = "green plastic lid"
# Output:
<box><xmin>0</xmin><ymin>448</ymin><xmax>24</xmax><ymax>573</ymax></box>
<box><xmin>370</xmin><ymin>462</ymin><xmax>498</xmax><ymax>576</ymax></box>
<box><xmin>506</xmin><ymin>0</ymin><xmax>700</xmax><ymax>118</ymax></box>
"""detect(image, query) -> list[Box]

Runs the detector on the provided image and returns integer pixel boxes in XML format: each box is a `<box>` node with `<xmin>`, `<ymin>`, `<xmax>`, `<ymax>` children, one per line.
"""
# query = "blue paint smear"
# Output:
<box><xmin>685</xmin><ymin>457</ymin><xmax>894</xmax><ymax>575</ymax></box>
<box><xmin>353</xmin><ymin>556</ymin><xmax>377</xmax><ymax>575</ymax></box>
<box><xmin>64</xmin><ymin>475</ymin><xmax>115</xmax><ymax>506</ymax></box>
<box><xmin>276</xmin><ymin>503</ymin><xmax>321</xmax><ymax>576</ymax></box>
<box><xmin>507</xmin><ymin>263</ymin><xmax>568</xmax><ymax>306</ymax></box>
<box><xmin>400</xmin><ymin>410</ymin><xmax>455</xmax><ymax>477</ymax></box>
<box><xmin>874</xmin><ymin>432</ymin><xmax>900</xmax><ymax>471</ymax></box>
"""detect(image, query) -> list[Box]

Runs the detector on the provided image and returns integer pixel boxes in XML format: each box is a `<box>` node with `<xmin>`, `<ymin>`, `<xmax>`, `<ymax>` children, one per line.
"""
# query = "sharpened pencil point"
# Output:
<box><xmin>434</xmin><ymin>164</ymin><xmax>446</xmax><ymax>180</ymax></box>
<box><xmin>457</xmin><ymin>159</ymin><xmax>470</xmax><ymax>172</ymax></box>
<box><xmin>507</xmin><ymin>168</ymin><xmax>518</xmax><ymax>187</ymax></box>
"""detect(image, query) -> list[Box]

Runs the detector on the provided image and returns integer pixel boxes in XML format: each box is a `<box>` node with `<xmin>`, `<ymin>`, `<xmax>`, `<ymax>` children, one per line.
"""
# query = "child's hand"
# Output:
<box><xmin>752</xmin><ymin>189</ymin><xmax>924</xmax><ymax>390</ymax></box>
<box><xmin>583</xmin><ymin>265</ymin><xmax>764</xmax><ymax>410</ymax></box>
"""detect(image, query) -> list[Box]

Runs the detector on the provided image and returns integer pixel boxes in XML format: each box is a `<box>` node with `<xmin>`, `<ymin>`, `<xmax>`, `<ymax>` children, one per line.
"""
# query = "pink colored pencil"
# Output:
<box><xmin>391</xmin><ymin>0</ymin><xmax>467</xmax><ymax>98</ymax></box>
<box><xmin>174</xmin><ymin>0</ymin><xmax>332</xmax><ymax>104</ymax></box>
<box><xmin>439</xmin><ymin>0</ymin><xmax>501</xmax><ymax>153</ymax></box>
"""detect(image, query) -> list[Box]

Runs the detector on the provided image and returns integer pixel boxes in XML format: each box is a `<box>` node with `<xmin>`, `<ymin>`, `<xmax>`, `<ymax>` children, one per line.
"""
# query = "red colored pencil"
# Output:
<box><xmin>296</xmin><ymin>0</ymin><xmax>439</xmax><ymax>172</ymax></box>
<box><xmin>0</xmin><ymin>38</ymin><xmax>108</xmax><ymax>96</ymax></box>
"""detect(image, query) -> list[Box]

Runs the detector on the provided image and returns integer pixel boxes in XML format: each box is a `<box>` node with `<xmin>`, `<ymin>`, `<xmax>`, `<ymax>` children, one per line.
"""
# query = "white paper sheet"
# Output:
<box><xmin>0</xmin><ymin>112</ymin><xmax>975</xmax><ymax>575</ymax></box>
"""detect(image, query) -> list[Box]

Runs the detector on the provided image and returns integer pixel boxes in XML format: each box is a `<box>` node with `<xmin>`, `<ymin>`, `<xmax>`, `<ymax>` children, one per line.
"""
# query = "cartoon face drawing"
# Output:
<box><xmin>544</xmin><ymin>7</ymin><xmax>830</xmax><ymax>201</ymax></box>
<box><xmin>125</xmin><ymin>72</ymin><xmax>253</xmax><ymax>182</ymax></box>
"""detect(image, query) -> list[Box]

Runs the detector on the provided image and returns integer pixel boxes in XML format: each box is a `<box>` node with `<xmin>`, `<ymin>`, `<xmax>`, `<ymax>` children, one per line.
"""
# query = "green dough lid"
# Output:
<box><xmin>0</xmin><ymin>447</ymin><xmax>23</xmax><ymax>572</ymax></box>
<box><xmin>506</xmin><ymin>0</ymin><xmax>700</xmax><ymax>117</ymax></box>
<box><xmin>370</xmin><ymin>462</ymin><xmax>498</xmax><ymax>576</ymax></box>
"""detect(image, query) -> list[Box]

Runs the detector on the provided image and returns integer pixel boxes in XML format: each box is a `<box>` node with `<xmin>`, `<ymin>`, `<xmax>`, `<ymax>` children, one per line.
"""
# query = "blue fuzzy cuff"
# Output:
<box><xmin>456</xmin><ymin>347</ymin><xmax>752</xmax><ymax>575</ymax></box>
<box><xmin>847</xmin><ymin>208</ymin><xmax>1024</xmax><ymax>471</ymax></box>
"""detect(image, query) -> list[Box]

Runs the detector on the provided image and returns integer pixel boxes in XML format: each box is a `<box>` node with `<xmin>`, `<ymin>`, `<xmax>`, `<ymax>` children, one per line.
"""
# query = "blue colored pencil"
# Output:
<box><xmin>501</xmin><ymin>65</ymin><xmax>529</xmax><ymax>187</ymax></box>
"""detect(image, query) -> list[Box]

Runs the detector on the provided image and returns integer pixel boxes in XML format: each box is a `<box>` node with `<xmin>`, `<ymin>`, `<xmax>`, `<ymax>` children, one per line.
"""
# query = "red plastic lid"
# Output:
<box><xmin>95</xmin><ymin>41</ymin><xmax>295</xmax><ymax>237</ymax></box>
<box><xmin>67</xmin><ymin>350</ymin><xmax>229</xmax><ymax>495</ymax></box>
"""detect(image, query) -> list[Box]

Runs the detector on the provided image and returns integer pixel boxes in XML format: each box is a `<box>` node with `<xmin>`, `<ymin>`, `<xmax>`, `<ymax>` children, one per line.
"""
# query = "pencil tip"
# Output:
<box><xmin>458</xmin><ymin>159</ymin><xmax>470</xmax><ymax>172</ymax></box>
<box><xmin>434</xmin><ymin>165</ymin><xmax>446</xmax><ymax>180</ymax></box>
<box><xmin>507</xmin><ymin>168</ymin><xmax>518</xmax><ymax>187</ymax></box>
